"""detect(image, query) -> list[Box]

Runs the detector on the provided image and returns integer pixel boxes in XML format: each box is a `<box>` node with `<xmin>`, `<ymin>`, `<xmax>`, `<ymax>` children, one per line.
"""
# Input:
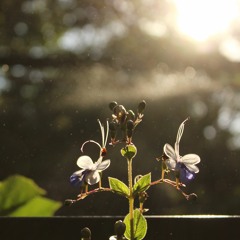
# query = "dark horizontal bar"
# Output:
<box><xmin>0</xmin><ymin>216</ymin><xmax>239</xmax><ymax>240</ymax></box>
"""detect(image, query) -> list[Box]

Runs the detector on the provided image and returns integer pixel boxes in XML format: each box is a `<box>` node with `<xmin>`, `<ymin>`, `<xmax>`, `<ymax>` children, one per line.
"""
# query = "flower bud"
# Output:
<box><xmin>109</xmin><ymin>101</ymin><xmax>118</xmax><ymax>111</ymax></box>
<box><xmin>114</xmin><ymin>220</ymin><xmax>126</xmax><ymax>237</ymax></box>
<box><xmin>109</xmin><ymin>121</ymin><xmax>118</xmax><ymax>140</ymax></box>
<box><xmin>188</xmin><ymin>193</ymin><xmax>198</xmax><ymax>201</ymax></box>
<box><xmin>126</xmin><ymin>120</ymin><xmax>134</xmax><ymax>139</ymax></box>
<box><xmin>126</xmin><ymin>120</ymin><xmax>134</xmax><ymax>131</ymax></box>
<box><xmin>137</xmin><ymin>100</ymin><xmax>146</xmax><ymax>114</ymax></box>
<box><xmin>127</xmin><ymin>110</ymin><xmax>135</xmax><ymax>121</ymax></box>
<box><xmin>121</xmin><ymin>144</ymin><xmax>137</xmax><ymax>160</ymax></box>
<box><xmin>109</xmin><ymin>121</ymin><xmax>118</xmax><ymax>131</ymax></box>
<box><xmin>81</xmin><ymin>227</ymin><xmax>91</xmax><ymax>240</ymax></box>
<box><xmin>64</xmin><ymin>199</ymin><xmax>74</xmax><ymax>206</ymax></box>
<box><xmin>114</xmin><ymin>105</ymin><xmax>127</xmax><ymax>123</ymax></box>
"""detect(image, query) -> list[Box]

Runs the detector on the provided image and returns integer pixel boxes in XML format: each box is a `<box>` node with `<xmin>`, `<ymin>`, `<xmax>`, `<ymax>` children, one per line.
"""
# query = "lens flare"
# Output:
<box><xmin>173</xmin><ymin>0</ymin><xmax>239</xmax><ymax>41</ymax></box>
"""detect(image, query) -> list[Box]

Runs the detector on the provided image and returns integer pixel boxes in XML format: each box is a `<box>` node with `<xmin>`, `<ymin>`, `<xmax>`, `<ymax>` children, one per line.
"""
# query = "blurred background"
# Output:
<box><xmin>1</xmin><ymin>0</ymin><xmax>240</xmax><ymax>216</ymax></box>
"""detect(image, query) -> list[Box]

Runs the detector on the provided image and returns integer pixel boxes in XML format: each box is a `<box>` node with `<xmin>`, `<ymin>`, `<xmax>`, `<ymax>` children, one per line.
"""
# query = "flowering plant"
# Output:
<box><xmin>66</xmin><ymin>101</ymin><xmax>201</xmax><ymax>240</ymax></box>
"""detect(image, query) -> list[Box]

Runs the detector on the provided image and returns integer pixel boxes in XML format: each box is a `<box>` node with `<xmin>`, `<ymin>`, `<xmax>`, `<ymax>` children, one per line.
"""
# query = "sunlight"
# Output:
<box><xmin>173</xmin><ymin>0</ymin><xmax>239</xmax><ymax>41</ymax></box>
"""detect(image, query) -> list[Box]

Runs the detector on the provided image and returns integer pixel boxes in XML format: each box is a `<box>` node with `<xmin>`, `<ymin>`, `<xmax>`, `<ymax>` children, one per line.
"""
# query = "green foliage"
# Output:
<box><xmin>121</xmin><ymin>145</ymin><xmax>137</xmax><ymax>160</ymax></box>
<box><xmin>124</xmin><ymin>209</ymin><xmax>147</xmax><ymax>240</ymax></box>
<box><xmin>109</xmin><ymin>177</ymin><xmax>129</xmax><ymax>198</ymax></box>
<box><xmin>0</xmin><ymin>175</ymin><xmax>61</xmax><ymax>216</ymax></box>
<box><xmin>9</xmin><ymin>196</ymin><xmax>61</xmax><ymax>217</ymax></box>
<box><xmin>133</xmin><ymin>173</ymin><xmax>151</xmax><ymax>197</ymax></box>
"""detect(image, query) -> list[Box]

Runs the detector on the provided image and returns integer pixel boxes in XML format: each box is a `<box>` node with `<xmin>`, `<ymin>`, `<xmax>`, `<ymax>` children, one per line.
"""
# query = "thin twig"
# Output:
<box><xmin>76</xmin><ymin>187</ymin><xmax>113</xmax><ymax>201</ymax></box>
<box><xmin>150</xmin><ymin>178</ymin><xmax>190</xmax><ymax>200</ymax></box>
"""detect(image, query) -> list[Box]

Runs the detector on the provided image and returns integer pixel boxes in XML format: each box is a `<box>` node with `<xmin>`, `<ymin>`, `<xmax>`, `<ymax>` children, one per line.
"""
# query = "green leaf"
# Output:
<box><xmin>0</xmin><ymin>175</ymin><xmax>62</xmax><ymax>216</ymax></box>
<box><xmin>124</xmin><ymin>209</ymin><xmax>147</xmax><ymax>240</ymax></box>
<box><xmin>133</xmin><ymin>173</ymin><xmax>151</xmax><ymax>196</ymax></box>
<box><xmin>9</xmin><ymin>196</ymin><xmax>62</xmax><ymax>217</ymax></box>
<box><xmin>0</xmin><ymin>175</ymin><xmax>46</xmax><ymax>213</ymax></box>
<box><xmin>109</xmin><ymin>177</ymin><xmax>129</xmax><ymax>197</ymax></box>
<box><xmin>121</xmin><ymin>144</ymin><xmax>137</xmax><ymax>160</ymax></box>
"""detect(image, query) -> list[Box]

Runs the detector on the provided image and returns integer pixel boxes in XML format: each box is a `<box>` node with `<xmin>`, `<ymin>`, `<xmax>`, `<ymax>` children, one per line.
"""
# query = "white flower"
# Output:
<box><xmin>70</xmin><ymin>155</ymin><xmax>110</xmax><ymax>186</ymax></box>
<box><xmin>163</xmin><ymin>118</ymin><xmax>200</xmax><ymax>181</ymax></box>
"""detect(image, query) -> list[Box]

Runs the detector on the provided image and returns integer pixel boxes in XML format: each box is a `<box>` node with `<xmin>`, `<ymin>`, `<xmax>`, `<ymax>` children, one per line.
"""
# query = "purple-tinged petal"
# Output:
<box><xmin>184</xmin><ymin>169</ymin><xmax>195</xmax><ymax>180</ymax></box>
<box><xmin>77</xmin><ymin>155</ymin><xmax>94</xmax><ymax>169</ymax></box>
<box><xmin>178</xmin><ymin>163</ymin><xmax>196</xmax><ymax>182</ymax></box>
<box><xmin>70</xmin><ymin>174</ymin><xmax>82</xmax><ymax>186</ymax></box>
<box><xmin>70</xmin><ymin>169</ymin><xmax>88</xmax><ymax>187</ymax></box>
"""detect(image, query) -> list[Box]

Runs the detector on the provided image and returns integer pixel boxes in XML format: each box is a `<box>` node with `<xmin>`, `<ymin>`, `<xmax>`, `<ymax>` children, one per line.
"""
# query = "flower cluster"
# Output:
<box><xmin>108</xmin><ymin>100</ymin><xmax>146</xmax><ymax>145</ymax></box>
<box><xmin>66</xmin><ymin>101</ymin><xmax>201</xmax><ymax>240</ymax></box>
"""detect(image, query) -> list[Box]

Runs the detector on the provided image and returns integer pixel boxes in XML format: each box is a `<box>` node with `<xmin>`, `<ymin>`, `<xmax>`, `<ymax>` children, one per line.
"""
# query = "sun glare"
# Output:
<box><xmin>173</xmin><ymin>0</ymin><xmax>239</xmax><ymax>42</ymax></box>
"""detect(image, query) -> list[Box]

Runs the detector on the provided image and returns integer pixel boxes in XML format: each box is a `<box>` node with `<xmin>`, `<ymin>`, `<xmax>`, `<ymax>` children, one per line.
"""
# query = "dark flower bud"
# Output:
<box><xmin>114</xmin><ymin>220</ymin><xmax>126</xmax><ymax>237</ymax></box>
<box><xmin>81</xmin><ymin>227</ymin><xmax>91</xmax><ymax>239</ymax></box>
<box><xmin>109</xmin><ymin>121</ymin><xmax>118</xmax><ymax>131</ymax></box>
<box><xmin>64</xmin><ymin>199</ymin><xmax>74</xmax><ymax>206</ymax></box>
<box><xmin>126</xmin><ymin>120</ymin><xmax>134</xmax><ymax>139</ymax></box>
<box><xmin>127</xmin><ymin>110</ymin><xmax>135</xmax><ymax>121</ymax></box>
<box><xmin>188</xmin><ymin>193</ymin><xmax>198</xmax><ymax>201</ymax></box>
<box><xmin>112</xmin><ymin>105</ymin><xmax>127</xmax><ymax>125</ymax></box>
<box><xmin>137</xmin><ymin>100</ymin><xmax>146</xmax><ymax>114</ymax></box>
<box><xmin>126</xmin><ymin>120</ymin><xmax>134</xmax><ymax>131</ymax></box>
<box><xmin>109</xmin><ymin>101</ymin><xmax>118</xmax><ymax>111</ymax></box>
<box><xmin>109</xmin><ymin>121</ymin><xmax>118</xmax><ymax>140</ymax></box>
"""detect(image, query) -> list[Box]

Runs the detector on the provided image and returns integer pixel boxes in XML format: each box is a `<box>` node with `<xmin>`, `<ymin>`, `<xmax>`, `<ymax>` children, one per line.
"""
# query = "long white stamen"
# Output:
<box><xmin>97</xmin><ymin>119</ymin><xmax>109</xmax><ymax>148</ymax></box>
<box><xmin>81</xmin><ymin>140</ymin><xmax>102</xmax><ymax>153</ymax></box>
<box><xmin>81</xmin><ymin>120</ymin><xmax>109</xmax><ymax>159</ymax></box>
<box><xmin>176</xmin><ymin>117</ymin><xmax>189</xmax><ymax>145</ymax></box>
<box><xmin>104</xmin><ymin>120</ymin><xmax>109</xmax><ymax>148</ymax></box>
<box><xmin>175</xmin><ymin>117</ymin><xmax>190</xmax><ymax>159</ymax></box>
<box><xmin>97</xmin><ymin>119</ymin><xmax>105</xmax><ymax>148</ymax></box>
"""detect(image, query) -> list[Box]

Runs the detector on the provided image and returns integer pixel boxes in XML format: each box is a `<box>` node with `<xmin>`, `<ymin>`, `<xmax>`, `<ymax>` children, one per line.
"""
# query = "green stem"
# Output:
<box><xmin>128</xmin><ymin>158</ymin><xmax>134</xmax><ymax>240</ymax></box>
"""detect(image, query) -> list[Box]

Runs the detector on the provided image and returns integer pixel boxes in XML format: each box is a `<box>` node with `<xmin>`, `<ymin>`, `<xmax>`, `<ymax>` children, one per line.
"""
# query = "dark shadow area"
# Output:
<box><xmin>0</xmin><ymin>216</ymin><xmax>240</xmax><ymax>240</ymax></box>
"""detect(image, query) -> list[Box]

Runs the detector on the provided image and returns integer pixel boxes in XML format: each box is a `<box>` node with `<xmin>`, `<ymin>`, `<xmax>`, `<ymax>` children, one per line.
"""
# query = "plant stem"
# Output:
<box><xmin>128</xmin><ymin>158</ymin><xmax>134</xmax><ymax>240</ymax></box>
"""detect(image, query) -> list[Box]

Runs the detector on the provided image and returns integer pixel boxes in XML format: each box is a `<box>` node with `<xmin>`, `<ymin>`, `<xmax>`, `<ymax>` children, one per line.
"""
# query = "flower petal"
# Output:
<box><xmin>181</xmin><ymin>154</ymin><xmax>201</xmax><ymax>165</ymax></box>
<box><xmin>163</xmin><ymin>144</ymin><xmax>177</xmax><ymax>160</ymax></box>
<box><xmin>86</xmin><ymin>171</ymin><xmax>100</xmax><ymax>185</ymax></box>
<box><xmin>77</xmin><ymin>155</ymin><xmax>94</xmax><ymax>169</ymax></box>
<box><xmin>184</xmin><ymin>164</ymin><xmax>199</xmax><ymax>173</ymax></box>
<box><xmin>179</xmin><ymin>164</ymin><xmax>196</xmax><ymax>182</ymax></box>
<box><xmin>71</xmin><ymin>169</ymin><xmax>85</xmax><ymax>176</ymax></box>
<box><xmin>165</xmin><ymin>158</ymin><xmax>177</xmax><ymax>170</ymax></box>
<box><xmin>70</xmin><ymin>170</ymin><xmax>85</xmax><ymax>186</ymax></box>
<box><xmin>96</xmin><ymin>156</ymin><xmax>103</xmax><ymax>165</ymax></box>
<box><xmin>96</xmin><ymin>159</ymin><xmax>110</xmax><ymax>171</ymax></box>
<box><xmin>181</xmin><ymin>154</ymin><xmax>200</xmax><ymax>173</ymax></box>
